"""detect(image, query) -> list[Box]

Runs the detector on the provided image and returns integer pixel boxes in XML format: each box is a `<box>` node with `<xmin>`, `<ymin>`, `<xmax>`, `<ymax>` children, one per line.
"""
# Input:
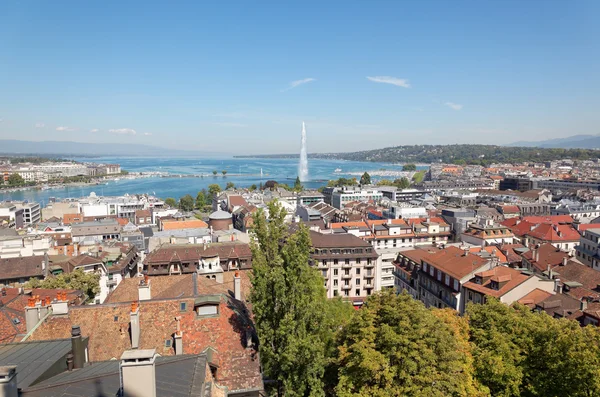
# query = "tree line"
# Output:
<box><xmin>250</xmin><ymin>201</ymin><xmax>600</xmax><ymax>397</ymax></box>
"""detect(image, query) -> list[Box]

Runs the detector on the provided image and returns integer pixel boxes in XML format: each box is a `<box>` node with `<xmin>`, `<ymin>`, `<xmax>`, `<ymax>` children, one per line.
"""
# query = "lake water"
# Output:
<box><xmin>0</xmin><ymin>157</ymin><xmax>427</xmax><ymax>205</ymax></box>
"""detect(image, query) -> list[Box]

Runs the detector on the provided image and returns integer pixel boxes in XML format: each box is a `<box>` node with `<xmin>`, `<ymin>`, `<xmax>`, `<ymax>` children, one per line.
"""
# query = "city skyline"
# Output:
<box><xmin>0</xmin><ymin>1</ymin><xmax>598</xmax><ymax>154</ymax></box>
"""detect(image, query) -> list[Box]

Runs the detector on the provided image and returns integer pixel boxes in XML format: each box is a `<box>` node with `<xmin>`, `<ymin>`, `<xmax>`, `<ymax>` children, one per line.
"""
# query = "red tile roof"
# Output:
<box><xmin>424</xmin><ymin>246</ymin><xmax>489</xmax><ymax>280</ymax></box>
<box><xmin>525</xmin><ymin>224</ymin><xmax>580</xmax><ymax>242</ymax></box>
<box><xmin>518</xmin><ymin>288</ymin><xmax>553</xmax><ymax>308</ymax></box>
<box><xmin>144</xmin><ymin>243</ymin><xmax>252</xmax><ymax>266</ymax></box>
<box><xmin>522</xmin><ymin>215</ymin><xmax>574</xmax><ymax>225</ymax></box>
<box><xmin>521</xmin><ymin>243</ymin><xmax>570</xmax><ymax>273</ymax></box>
<box><xmin>463</xmin><ymin>267</ymin><xmax>530</xmax><ymax>298</ymax></box>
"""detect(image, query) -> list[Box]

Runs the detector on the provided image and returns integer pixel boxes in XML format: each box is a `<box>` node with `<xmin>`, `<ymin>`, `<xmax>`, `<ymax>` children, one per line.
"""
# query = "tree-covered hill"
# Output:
<box><xmin>236</xmin><ymin>144</ymin><xmax>600</xmax><ymax>165</ymax></box>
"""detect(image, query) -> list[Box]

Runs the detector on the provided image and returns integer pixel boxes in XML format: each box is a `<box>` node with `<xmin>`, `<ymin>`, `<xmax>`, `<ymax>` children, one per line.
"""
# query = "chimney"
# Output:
<box><xmin>138</xmin><ymin>276</ymin><xmax>151</xmax><ymax>301</ymax></box>
<box><xmin>120</xmin><ymin>349</ymin><xmax>157</xmax><ymax>397</ymax></box>
<box><xmin>25</xmin><ymin>297</ymin><xmax>40</xmax><ymax>333</ymax></box>
<box><xmin>71</xmin><ymin>325</ymin><xmax>86</xmax><ymax>369</ymax></box>
<box><xmin>130</xmin><ymin>302</ymin><xmax>140</xmax><ymax>349</ymax></box>
<box><xmin>580</xmin><ymin>298</ymin><xmax>588</xmax><ymax>311</ymax></box>
<box><xmin>562</xmin><ymin>256</ymin><xmax>568</xmax><ymax>266</ymax></box>
<box><xmin>534</xmin><ymin>250</ymin><xmax>539</xmax><ymax>263</ymax></box>
<box><xmin>234</xmin><ymin>271</ymin><xmax>241</xmax><ymax>300</ymax></box>
<box><xmin>38</xmin><ymin>296</ymin><xmax>51</xmax><ymax>319</ymax></box>
<box><xmin>554</xmin><ymin>278</ymin><xmax>563</xmax><ymax>294</ymax></box>
<box><xmin>0</xmin><ymin>366</ymin><xmax>18</xmax><ymax>397</ymax></box>
<box><xmin>51</xmin><ymin>292</ymin><xmax>69</xmax><ymax>315</ymax></box>
<box><xmin>174</xmin><ymin>316</ymin><xmax>183</xmax><ymax>355</ymax></box>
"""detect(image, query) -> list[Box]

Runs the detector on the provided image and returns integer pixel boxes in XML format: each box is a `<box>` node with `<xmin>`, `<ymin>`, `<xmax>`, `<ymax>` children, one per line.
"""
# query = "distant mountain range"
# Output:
<box><xmin>0</xmin><ymin>140</ymin><xmax>223</xmax><ymax>158</ymax></box>
<box><xmin>508</xmin><ymin>135</ymin><xmax>600</xmax><ymax>149</ymax></box>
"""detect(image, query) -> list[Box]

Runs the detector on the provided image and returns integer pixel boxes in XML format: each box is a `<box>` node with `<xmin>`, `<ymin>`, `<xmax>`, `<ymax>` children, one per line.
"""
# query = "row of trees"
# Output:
<box><xmin>25</xmin><ymin>269</ymin><xmax>101</xmax><ymax>299</ymax></box>
<box><xmin>213</xmin><ymin>170</ymin><xmax>228</xmax><ymax>176</ymax></box>
<box><xmin>250</xmin><ymin>201</ymin><xmax>600</xmax><ymax>397</ymax></box>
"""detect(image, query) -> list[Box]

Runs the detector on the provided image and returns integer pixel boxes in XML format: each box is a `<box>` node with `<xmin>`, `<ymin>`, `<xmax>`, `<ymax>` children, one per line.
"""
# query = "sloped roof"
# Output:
<box><xmin>424</xmin><ymin>246</ymin><xmax>488</xmax><ymax>280</ymax></box>
<box><xmin>518</xmin><ymin>288</ymin><xmax>553</xmax><ymax>308</ymax></box>
<box><xmin>525</xmin><ymin>224</ymin><xmax>580</xmax><ymax>242</ymax></box>
<box><xmin>463</xmin><ymin>267</ymin><xmax>530</xmax><ymax>298</ymax></box>
<box><xmin>0</xmin><ymin>256</ymin><xmax>46</xmax><ymax>281</ymax></box>
<box><xmin>28</xmin><ymin>297</ymin><xmax>262</xmax><ymax>392</ymax></box>
<box><xmin>521</xmin><ymin>243</ymin><xmax>570</xmax><ymax>272</ymax></box>
<box><xmin>144</xmin><ymin>243</ymin><xmax>252</xmax><ymax>265</ymax></box>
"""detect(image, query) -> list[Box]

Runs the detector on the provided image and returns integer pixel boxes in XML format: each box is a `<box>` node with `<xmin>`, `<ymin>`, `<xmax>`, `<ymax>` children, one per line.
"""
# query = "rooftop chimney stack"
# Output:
<box><xmin>562</xmin><ymin>256</ymin><xmax>568</xmax><ymax>266</ymax></box>
<box><xmin>25</xmin><ymin>297</ymin><xmax>40</xmax><ymax>333</ymax></box>
<box><xmin>51</xmin><ymin>292</ymin><xmax>69</xmax><ymax>315</ymax></box>
<box><xmin>138</xmin><ymin>276</ymin><xmax>151</xmax><ymax>301</ymax></box>
<box><xmin>121</xmin><ymin>349</ymin><xmax>157</xmax><ymax>397</ymax></box>
<box><xmin>554</xmin><ymin>278</ymin><xmax>563</xmax><ymax>294</ymax></box>
<box><xmin>130</xmin><ymin>302</ymin><xmax>140</xmax><ymax>349</ymax></box>
<box><xmin>580</xmin><ymin>298</ymin><xmax>588</xmax><ymax>311</ymax></box>
<box><xmin>0</xmin><ymin>366</ymin><xmax>18</xmax><ymax>397</ymax></box>
<box><xmin>234</xmin><ymin>271</ymin><xmax>241</xmax><ymax>300</ymax></box>
<box><xmin>71</xmin><ymin>325</ymin><xmax>86</xmax><ymax>369</ymax></box>
<box><xmin>38</xmin><ymin>296</ymin><xmax>51</xmax><ymax>319</ymax></box>
<box><xmin>120</xmin><ymin>349</ymin><xmax>157</xmax><ymax>397</ymax></box>
<box><xmin>174</xmin><ymin>316</ymin><xmax>183</xmax><ymax>355</ymax></box>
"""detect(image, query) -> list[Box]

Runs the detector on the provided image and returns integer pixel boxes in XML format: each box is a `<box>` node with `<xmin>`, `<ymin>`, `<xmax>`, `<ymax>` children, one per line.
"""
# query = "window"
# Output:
<box><xmin>334</xmin><ymin>279</ymin><xmax>338</xmax><ymax>286</ymax></box>
<box><xmin>334</xmin><ymin>259</ymin><xmax>338</xmax><ymax>265</ymax></box>
<box><xmin>356</xmin><ymin>268</ymin><xmax>360</xmax><ymax>275</ymax></box>
<box><xmin>344</xmin><ymin>290</ymin><xmax>349</xmax><ymax>297</ymax></box>
<box><xmin>437</xmin><ymin>271</ymin><xmax>442</xmax><ymax>281</ymax></box>
<box><xmin>196</xmin><ymin>304</ymin><xmax>218</xmax><ymax>317</ymax></box>
<box><xmin>356</xmin><ymin>258</ymin><xmax>361</xmax><ymax>264</ymax></box>
<box><xmin>322</xmin><ymin>260</ymin><xmax>327</xmax><ymax>266</ymax></box>
<box><xmin>114</xmin><ymin>316</ymin><xmax>119</xmax><ymax>322</ymax></box>
<box><xmin>180</xmin><ymin>302</ymin><xmax>187</xmax><ymax>312</ymax></box>
<box><xmin>454</xmin><ymin>280</ymin><xmax>459</xmax><ymax>290</ymax></box>
<box><xmin>423</xmin><ymin>263</ymin><xmax>427</xmax><ymax>272</ymax></box>
<box><xmin>355</xmin><ymin>278</ymin><xmax>360</xmax><ymax>285</ymax></box>
<box><xmin>322</xmin><ymin>270</ymin><xmax>327</xmax><ymax>277</ymax></box>
<box><xmin>334</xmin><ymin>290</ymin><xmax>339</xmax><ymax>296</ymax></box>
<box><xmin>165</xmin><ymin>339</ymin><xmax>172</xmax><ymax>348</ymax></box>
<box><xmin>429</xmin><ymin>266</ymin><xmax>434</xmax><ymax>276</ymax></box>
<box><xmin>355</xmin><ymin>289</ymin><xmax>360</xmax><ymax>296</ymax></box>
<box><xmin>445</xmin><ymin>275</ymin><xmax>450</xmax><ymax>286</ymax></box>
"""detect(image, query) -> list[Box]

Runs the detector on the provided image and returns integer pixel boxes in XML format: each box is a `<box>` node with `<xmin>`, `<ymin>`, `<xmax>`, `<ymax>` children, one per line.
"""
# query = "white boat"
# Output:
<box><xmin>334</xmin><ymin>168</ymin><xmax>342</xmax><ymax>173</ymax></box>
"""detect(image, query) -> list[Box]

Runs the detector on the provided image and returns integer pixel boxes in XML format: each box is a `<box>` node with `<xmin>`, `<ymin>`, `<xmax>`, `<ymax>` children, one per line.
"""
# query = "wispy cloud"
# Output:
<box><xmin>35</xmin><ymin>122</ymin><xmax>45</xmax><ymax>128</ymax></box>
<box><xmin>444</xmin><ymin>102</ymin><xmax>463</xmax><ymax>111</ymax></box>
<box><xmin>366</xmin><ymin>76</ymin><xmax>411</xmax><ymax>88</ymax></box>
<box><xmin>143</xmin><ymin>132</ymin><xmax>153</xmax><ymax>136</ymax></box>
<box><xmin>282</xmin><ymin>78</ymin><xmax>316</xmax><ymax>92</ymax></box>
<box><xmin>90</xmin><ymin>128</ymin><xmax>99</xmax><ymax>133</ymax></box>
<box><xmin>212</xmin><ymin>122</ymin><xmax>247</xmax><ymax>128</ymax></box>
<box><xmin>56</xmin><ymin>126</ymin><xmax>76</xmax><ymax>131</ymax></box>
<box><xmin>109</xmin><ymin>128</ymin><xmax>137</xmax><ymax>135</ymax></box>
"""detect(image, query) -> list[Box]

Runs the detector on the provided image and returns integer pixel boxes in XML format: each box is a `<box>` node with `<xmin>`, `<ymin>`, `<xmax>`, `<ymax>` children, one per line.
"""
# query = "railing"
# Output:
<box><xmin>364</xmin><ymin>261</ymin><xmax>375</xmax><ymax>268</ymax></box>
<box><xmin>341</xmin><ymin>274</ymin><xmax>352</xmax><ymax>280</ymax></box>
<box><xmin>364</xmin><ymin>272</ymin><xmax>375</xmax><ymax>278</ymax></box>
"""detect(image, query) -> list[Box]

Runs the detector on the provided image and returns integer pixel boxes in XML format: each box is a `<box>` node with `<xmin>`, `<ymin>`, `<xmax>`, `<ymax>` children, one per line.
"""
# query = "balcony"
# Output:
<box><xmin>342</xmin><ymin>262</ymin><xmax>353</xmax><ymax>269</ymax></box>
<box><xmin>364</xmin><ymin>261</ymin><xmax>375</xmax><ymax>268</ymax></box>
<box><xmin>364</xmin><ymin>272</ymin><xmax>375</xmax><ymax>279</ymax></box>
<box><xmin>341</xmin><ymin>284</ymin><xmax>351</xmax><ymax>290</ymax></box>
<box><xmin>342</xmin><ymin>274</ymin><xmax>352</xmax><ymax>280</ymax></box>
<box><xmin>364</xmin><ymin>282</ymin><xmax>374</xmax><ymax>288</ymax></box>
<box><xmin>106</xmin><ymin>278</ymin><xmax>118</xmax><ymax>287</ymax></box>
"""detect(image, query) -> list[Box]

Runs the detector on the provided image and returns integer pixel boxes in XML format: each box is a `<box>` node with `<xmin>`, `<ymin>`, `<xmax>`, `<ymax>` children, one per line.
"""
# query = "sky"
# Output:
<box><xmin>0</xmin><ymin>0</ymin><xmax>599</xmax><ymax>155</ymax></box>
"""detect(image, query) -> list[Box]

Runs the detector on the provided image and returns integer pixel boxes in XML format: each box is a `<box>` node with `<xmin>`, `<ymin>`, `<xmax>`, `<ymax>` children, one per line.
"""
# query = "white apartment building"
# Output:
<box><xmin>331</xmin><ymin>186</ymin><xmax>383</xmax><ymax>209</ymax></box>
<box><xmin>310</xmin><ymin>231</ymin><xmax>381</xmax><ymax>307</ymax></box>
<box><xmin>15</xmin><ymin>202</ymin><xmax>41</xmax><ymax>225</ymax></box>
<box><xmin>575</xmin><ymin>228</ymin><xmax>600</xmax><ymax>270</ymax></box>
<box><xmin>0</xmin><ymin>235</ymin><xmax>53</xmax><ymax>258</ymax></box>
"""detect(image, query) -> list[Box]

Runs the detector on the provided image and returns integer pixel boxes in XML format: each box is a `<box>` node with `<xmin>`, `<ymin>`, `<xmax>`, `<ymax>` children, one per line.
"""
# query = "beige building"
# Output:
<box><xmin>310</xmin><ymin>231</ymin><xmax>380</xmax><ymax>307</ymax></box>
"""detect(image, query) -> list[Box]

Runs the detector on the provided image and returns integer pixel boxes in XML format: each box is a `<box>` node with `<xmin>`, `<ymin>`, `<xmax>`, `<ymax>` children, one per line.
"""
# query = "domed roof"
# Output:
<box><xmin>209</xmin><ymin>210</ymin><xmax>233</xmax><ymax>220</ymax></box>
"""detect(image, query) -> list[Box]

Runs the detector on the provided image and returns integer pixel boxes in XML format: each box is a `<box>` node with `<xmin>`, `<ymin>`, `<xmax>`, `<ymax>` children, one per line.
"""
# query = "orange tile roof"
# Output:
<box><xmin>424</xmin><ymin>246</ymin><xmax>488</xmax><ymax>280</ymax></box>
<box><xmin>525</xmin><ymin>224</ymin><xmax>580</xmax><ymax>242</ymax></box>
<box><xmin>463</xmin><ymin>266</ymin><xmax>530</xmax><ymax>298</ymax></box>
<box><xmin>518</xmin><ymin>288</ymin><xmax>553</xmax><ymax>308</ymax></box>
<box><xmin>162</xmin><ymin>219</ymin><xmax>209</xmax><ymax>230</ymax></box>
<box><xmin>469</xmin><ymin>247</ymin><xmax>508</xmax><ymax>263</ymax></box>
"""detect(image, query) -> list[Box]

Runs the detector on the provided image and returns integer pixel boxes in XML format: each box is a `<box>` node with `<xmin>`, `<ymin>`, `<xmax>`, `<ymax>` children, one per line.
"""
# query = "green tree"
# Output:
<box><xmin>249</xmin><ymin>184</ymin><xmax>257</xmax><ymax>191</ymax></box>
<box><xmin>195</xmin><ymin>191</ymin><xmax>207</xmax><ymax>210</ymax></box>
<box><xmin>25</xmin><ymin>269</ymin><xmax>101</xmax><ymax>299</ymax></box>
<box><xmin>7</xmin><ymin>173</ymin><xmax>25</xmax><ymax>186</ymax></box>
<box><xmin>360</xmin><ymin>172</ymin><xmax>371</xmax><ymax>185</ymax></box>
<box><xmin>402</xmin><ymin>163</ymin><xmax>417</xmax><ymax>171</ymax></box>
<box><xmin>208</xmin><ymin>184</ymin><xmax>221</xmax><ymax>198</ymax></box>
<box><xmin>179</xmin><ymin>194</ymin><xmax>194</xmax><ymax>211</ymax></box>
<box><xmin>164</xmin><ymin>197</ymin><xmax>177</xmax><ymax>208</ymax></box>
<box><xmin>250</xmin><ymin>201</ymin><xmax>331</xmax><ymax>397</ymax></box>
<box><xmin>394</xmin><ymin>177</ymin><xmax>411</xmax><ymax>189</ymax></box>
<box><xmin>212</xmin><ymin>170</ymin><xmax>218</xmax><ymax>176</ymax></box>
<box><xmin>335</xmin><ymin>291</ymin><xmax>485</xmax><ymax>397</ymax></box>
<box><xmin>376</xmin><ymin>179</ymin><xmax>394</xmax><ymax>186</ymax></box>
<box><xmin>222</xmin><ymin>170</ymin><xmax>227</xmax><ymax>176</ymax></box>
<box><xmin>226</xmin><ymin>182</ymin><xmax>235</xmax><ymax>190</ymax></box>
<box><xmin>467</xmin><ymin>298</ymin><xmax>600</xmax><ymax>397</ymax></box>
<box><xmin>294</xmin><ymin>176</ymin><xmax>303</xmax><ymax>191</ymax></box>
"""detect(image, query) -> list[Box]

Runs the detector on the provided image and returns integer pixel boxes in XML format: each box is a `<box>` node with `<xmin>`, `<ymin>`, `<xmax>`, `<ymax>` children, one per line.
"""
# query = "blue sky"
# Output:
<box><xmin>0</xmin><ymin>0</ymin><xmax>598</xmax><ymax>154</ymax></box>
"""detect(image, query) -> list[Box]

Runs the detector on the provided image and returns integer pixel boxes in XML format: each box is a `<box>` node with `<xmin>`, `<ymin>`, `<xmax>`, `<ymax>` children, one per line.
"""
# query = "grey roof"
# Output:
<box><xmin>153</xmin><ymin>228</ymin><xmax>211</xmax><ymax>238</ymax></box>
<box><xmin>0</xmin><ymin>339</ymin><xmax>72</xmax><ymax>389</ymax></box>
<box><xmin>22</xmin><ymin>355</ymin><xmax>209</xmax><ymax>397</ymax></box>
<box><xmin>139</xmin><ymin>226</ymin><xmax>154</xmax><ymax>238</ymax></box>
<box><xmin>209</xmin><ymin>210</ymin><xmax>232</xmax><ymax>220</ymax></box>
